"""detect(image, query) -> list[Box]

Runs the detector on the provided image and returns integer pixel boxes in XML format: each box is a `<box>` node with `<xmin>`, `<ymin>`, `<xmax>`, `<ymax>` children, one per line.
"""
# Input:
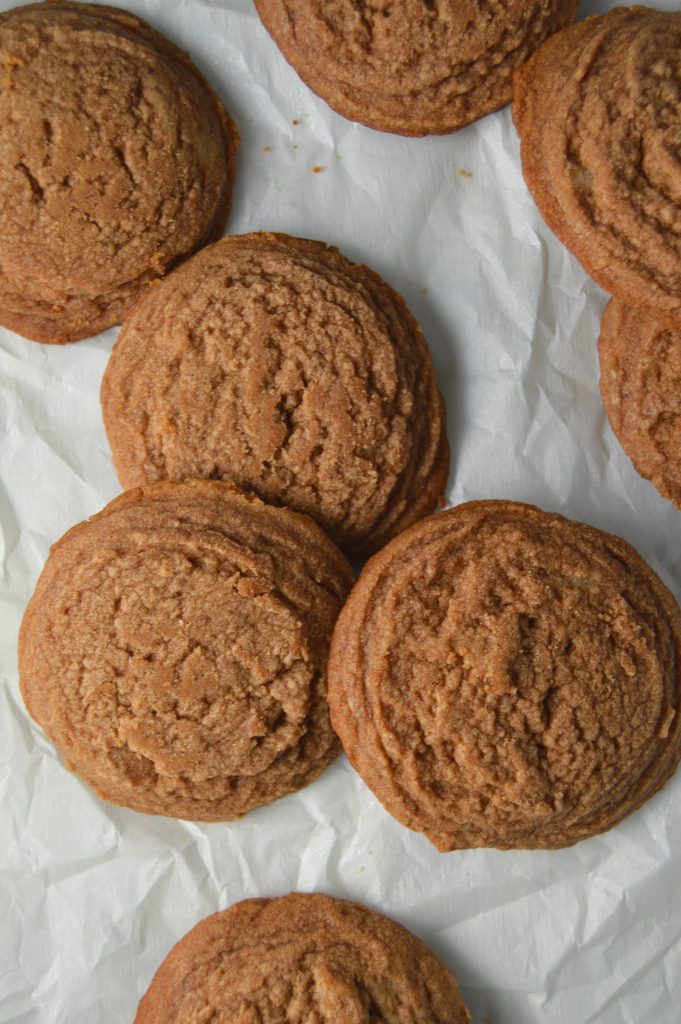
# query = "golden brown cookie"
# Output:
<box><xmin>100</xmin><ymin>232</ymin><xmax>449</xmax><ymax>557</ymax></box>
<box><xmin>135</xmin><ymin>893</ymin><xmax>472</xmax><ymax>1024</ymax></box>
<box><xmin>253</xmin><ymin>0</ymin><xmax>579</xmax><ymax>137</ymax></box>
<box><xmin>19</xmin><ymin>480</ymin><xmax>353</xmax><ymax>820</ymax></box>
<box><xmin>599</xmin><ymin>297</ymin><xmax>681</xmax><ymax>508</ymax></box>
<box><xmin>328</xmin><ymin>500</ymin><xmax>681</xmax><ymax>851</ymax></box>
<box><xmin>0</xmin><ymin>1</ymin><xmax>238</xmax><ymax>344</ymax></box>
<box><xmin>513</xmin><ymin>7</ymin><xmax>681</xmax><ymax>328</ymax></box>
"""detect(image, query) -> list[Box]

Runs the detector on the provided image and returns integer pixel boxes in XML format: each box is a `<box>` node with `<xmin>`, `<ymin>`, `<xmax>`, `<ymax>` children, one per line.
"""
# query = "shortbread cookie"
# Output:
<box><xmin>135</xmin><ymin>893</ymin><xmax>472</xmax><ymax>1024</ymax></box>
<box><xmin>329</xmin><ymin>500</ymin><xmax>681</xmax><ymax>851</ymax></box>
<box><xmin>254</xmin><ymin>0</ymin><xmax>579</xmax><ymax>136</ymax></box>
<box><xmin>513</xmin><ymin>7</ymin><xmax>681</xmax><ymax>328</ymax></box>
<box><xmin>599</xmin><ymin>297</ymin><xmax>681</xmax><ymax>507</ymax></box>
<box><xmin>0</xmin><ymin>1</ymin><xmax>238</xmax><ymax>343</ymax></box>
<box><xmin>101</xmin><ymin>232</ymin><xmax>449</xmax><ymax>557</ymax></box>
<box><xmin>19</xmin><ymin>481</ymin><xmax>352</xmax><ymax>819</ymax></box>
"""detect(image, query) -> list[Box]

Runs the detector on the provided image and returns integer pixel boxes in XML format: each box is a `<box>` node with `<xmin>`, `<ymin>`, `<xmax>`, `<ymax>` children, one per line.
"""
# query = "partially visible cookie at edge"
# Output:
<box><xmin>100</xmin><ymin>232</ymin><xmax>449</xmax><ymax>557</ymax></box>
<box><xmin>0</xmin><ymin>0</ymin><xmax>238</xmax><ymax>343</ymax></box>
<box><xmin>254</xmin><ymin>0</ymin><xmax>579</xmax><ymax>136</ymax></box>
<box><xmin>599</xmin><ymin>296</ymin><xmax>681</xmax><ymax>508</ymax></box>
<box><xmin>19</xmin><ymin>480</ymin><xmax>353</xmax><ymax>820</ymax></box>
<box><xmin>135</xmin><ymin>893</ymin><xmax>472</xmax><ymax>1024</ymax></box>
<box><xmin>513</xmin><ymin>7</ymin><xmax>681</xmax><ymax>328</ymax></box>
<box><xmin>328</xmin><ymin>500</ymin><xmax>681</xmax><ymax>851</ymax></box>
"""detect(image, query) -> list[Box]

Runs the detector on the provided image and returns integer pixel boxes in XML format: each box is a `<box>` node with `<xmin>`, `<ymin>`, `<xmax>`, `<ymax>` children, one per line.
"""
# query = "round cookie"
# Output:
<box><xmin>101</xmin><ymin>232</ymin><xmax>449</xmax><ymax>557</ymax></box>
<box><xmin>19</xmin><ymin>480</ymin><xmax>353</xmax><ymax>820</ymax></box>
<box><xmin>599</xmin><ymin>297</ymin><xmax>681</xmax><ymax>508</ymax></box>
<box><xmin>513</xmin><ymin>8</ymin><xmax>681</xmax><ymax>328</ymax></box>
<box><xmin>328</xmin><ymin>500</ymin><xmax>681</xmax><ymax>851</ymax></box>
<box><xmin>135</xmin><ymin>893</ymin><xmax>472</xmax><ymax>1024</ymax></box>
<box><xmin>253</xmin><ymin>0</ymin><xmax>579</xmax><ymax>137</ymax></box>
<box><xmin>0</xmin><ymin>1</ymin><xmax>238</xmax><ymax>343</ymax></box>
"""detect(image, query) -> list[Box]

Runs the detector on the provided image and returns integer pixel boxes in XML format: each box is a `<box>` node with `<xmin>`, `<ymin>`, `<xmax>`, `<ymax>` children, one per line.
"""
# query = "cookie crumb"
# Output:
<box><xmin>458</xmin><ymin>168</ymin><xmax>472</xmax><ymax>178</ymax></box>
<box><xmin>292</xmin><ymin>118</ymin><xmax>300</xmax><ymax>125</ymax></box>
<box><xmin>311</xmin><ymin>165</ymin><xmax>325</xmax><ymax>173</ymax></box>
<box><xmin>262</xmin><ymin>145</ymin><xmax>272</xmax><ymax>152</ymax></box>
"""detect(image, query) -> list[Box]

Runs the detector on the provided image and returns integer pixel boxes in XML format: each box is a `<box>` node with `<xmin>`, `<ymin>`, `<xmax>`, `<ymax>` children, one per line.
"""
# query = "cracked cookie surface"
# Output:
<box><xmin>0</xmin><ymin>1</ymin><xmax>238</xmax><ymax>343</ymax></box>
<box><xmin>513</xmin><ymin>7</ymin><xmax>681</xmax><ymax>327</ymax></box>
<box><xmin>19</xmin><ymin>480</ymin><xmax>353</xmax><ymax>819</ymax></box>
<box><xmin>253</xmin><ymin>0</ymin><xmax>578</xmax><ymax>136</ymax></box>
<box><xmin>135</xmin><ymin>893</ymin><xmax>471</xmax><ymax>1024</ymax></box>
<box><xmin>101</xmin><ymin>232</ymin><xmax>449</xmax><ymax>557</ymax></box>
<box><xmin>328</xmin><ymin>500</ymin><xmax>681</xmax><ymax>850</ymax></box>
<box><xmin>599</xmin><ymin>297</ymin><xmax>681</xmax><ymax>508</ymax></box>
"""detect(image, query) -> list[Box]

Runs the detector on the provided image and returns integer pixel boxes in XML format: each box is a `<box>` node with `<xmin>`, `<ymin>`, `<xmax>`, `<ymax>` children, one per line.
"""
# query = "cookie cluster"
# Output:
<box><xmin>7</xmin><ymin>2</ymin><xmax>681</xmax><ymax>1021</ymax></box>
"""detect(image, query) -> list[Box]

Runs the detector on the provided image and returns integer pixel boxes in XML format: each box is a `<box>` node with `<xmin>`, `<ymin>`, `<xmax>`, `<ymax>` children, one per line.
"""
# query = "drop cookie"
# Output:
<box><xmin>599</xmin><ymin>297</ymin><xmax>681</xmax><ymax>508</ymax></box>
<box><xmin>0</xmin><ymin>1</ymin><xmax>238</xmax><ymax>343</ymax></box>
<box><xmin>328</xmin><ymin>500</ymin><xmax>681</xmax><ymax>851</ymax></box>
<box><xmin>101</xmin><ymin>232</ymin><xmax>449</xmax><ymax>557</ymax></box>
<box><xmin>19</xmin><ymin>480</ymin><xmax>353</xmax><ymax>820</ymax></box>
<box><xmin>513</xmin><ymin>7</ymin><xmax>681</xmax><ymax>328</ymax></box>
<box><xmin>253</xmin><ymin>0</ymin><xmax>579</xmax><ymax>136</ymax></box>
<box><xmin>135</xmin><ymin>893</ymin><xmax>472</xmax><ymax>1024</ymax></box>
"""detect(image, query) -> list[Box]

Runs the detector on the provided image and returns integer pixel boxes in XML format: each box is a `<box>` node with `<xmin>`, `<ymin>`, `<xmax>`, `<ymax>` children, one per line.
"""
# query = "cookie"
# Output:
<box><xmin>100</xmin><ymin>232</ymin><xmax>449</xmax><ymax>557</ymax></box>
<box><xmin>253</xmin><ymin>0</ymin><xmax>579</xmax><ymax>137</ymax></box>
<box><xmin>599</xmin><ymin>297</ymin><xmax>681</xmax><ymax>508</ymax></box>
<box><xmin>135</xmin><ymin>893</ymin><xmax>471</xmax><ymax>1024</ymax></box>
<box><xmin>328</xmin><ymin>500</ymin><xmax>681</xmax><ymax>851</ymax></box>
<box><xmin>513</xmin><ymin>7</ymin><xmax>681</xmax><ymax>328</ymax></box>
<box><xmin>19</xmin><ymin>480</ymin><xmax>353</xmax><ymax>820</ymax></box>
<box><xmin>0</xmin><ymin>1</ymin><xmax>238</xmax><ymax>344</ymax></box>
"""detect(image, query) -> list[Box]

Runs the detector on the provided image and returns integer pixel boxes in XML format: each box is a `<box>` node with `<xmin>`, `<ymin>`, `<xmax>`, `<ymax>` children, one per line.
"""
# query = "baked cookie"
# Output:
<box><xmin>513</xmin><ymin>7</ymin><xmax>681</xmax><ymax>328</ymax></box>
<box><xmin>135</xmin><ymin>893</ymin><xmax>471</xmax><ymax>1024</ymax></box>
<box><xmin>19</xmin><ymin>480</ymin><xmax>353</xmax><ymax>820</ymax></box>
<box><xmin>328</xmin><ymin>500</ymin><xmax>681</xmax><ymax>851</ymax></box>
<box><xmin>599</xmin><ymin>297</ymin><xmax>681</xmax><ymax>508</ymax></box>
<box><xmin>101</xmin><ymin>232</ymin><xmax>449</xmax><ymax>557</ymax></box>
<box><xmin>0</xmin><ymin>1</ymin><xmax>238</xmax><ymax>343</ymax></box>
<box><xmin>253</xmin><ymin>0</ymin><xmax>579</xmax><ymax>136</ymax></box>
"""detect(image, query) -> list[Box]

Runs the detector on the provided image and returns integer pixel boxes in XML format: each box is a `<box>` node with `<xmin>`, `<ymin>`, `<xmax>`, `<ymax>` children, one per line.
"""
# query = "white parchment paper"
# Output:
<box><xmin>1</xmin><ymin>2</ymin><xmax>680</xmax><ymax>1021</ymax></box>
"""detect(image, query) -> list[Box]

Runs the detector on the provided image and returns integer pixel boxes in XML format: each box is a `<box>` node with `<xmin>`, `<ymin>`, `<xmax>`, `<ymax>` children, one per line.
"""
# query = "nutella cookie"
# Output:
<box><xmin>253</xmin><ymin>0</ymin><xmax>579</xmax><ymax>136</ymax></box>
<box><xmin>513</xmin><ymin>8</ymin><xmax>681</xmax><ymax>328</ymax></box>
<box><xmin>135</xmin><ymin>893</ymin><xmax>471</xmax><ymax>1024</ymax></box>
<box><xmin>19</xmin><ymin>481</ymin><xmax>353</xmax><ymax>820</ymax></box>
<box><xmin>101</xmin><ymin>232</ymin><xmax>449</xmax><ymax>557</ymax></box>
<box><xmin>328</xmin><ymin>501</ymin><xmax>681</xmax><ymax>851</ymax></box>
<box><xmin>599</xmin><ymin>297</ymin><xmax>681</xmax><ymax>508</ymax></box>
<box><xmin>0</xmin><ymin>1</ymin><xmax>238</xmax><ymax>343</ymax></box>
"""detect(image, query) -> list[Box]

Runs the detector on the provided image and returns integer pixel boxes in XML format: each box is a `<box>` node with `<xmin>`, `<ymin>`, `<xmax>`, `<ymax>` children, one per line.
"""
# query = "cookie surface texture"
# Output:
<box><xmin>0</xmin><ymin>1</ymin><xmax>238</xmax><ymax>343</ymax></box>
<box><xmin>101</xmin><ymin>232</ymin><xmax>449</xmax><ymax>557</ymax></box>
<box><xmin>135</xmin><ymin>893</ymin><xmax>471</xmax><ymax>1024</ymax></box>
<box><xmin>513</xmin><ymin>7</ymin><xmax>681</xmax><ymax>328</ymax></box>
<box><xmin>253</xmin><ymin>0</ymin><xmax>578</xmax><ymax>136</ymax></box>
<box><xmin>599</xmin><ymin>297</ymin><xmax>681</xmax><ymax>508</ymax></box>
<box><xmin>328</xmin><ymin>500</ymin><xmax>681</xmax><ymax>851</ymax></box>
<box><xmin>19</xmin><ymin>481</ymin><xmax>353</xmax><ymax>819</ymax></box>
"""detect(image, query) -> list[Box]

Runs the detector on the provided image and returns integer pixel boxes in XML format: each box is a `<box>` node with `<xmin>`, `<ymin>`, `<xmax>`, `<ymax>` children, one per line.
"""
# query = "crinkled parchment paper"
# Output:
<box><xmin>1</xmin><ymin>2</ymin><xmax>680</xmax><ymax>1021</ymax></box>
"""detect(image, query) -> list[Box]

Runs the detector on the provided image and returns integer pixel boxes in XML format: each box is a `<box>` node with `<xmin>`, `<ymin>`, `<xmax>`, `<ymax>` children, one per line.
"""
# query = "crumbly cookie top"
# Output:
<box><xmin>19</xmin><ymin>481</ymin><xmax>352</xmax><ymax>819</ymax></box>
<box><xmin>101</xmin><ymin>233</ymin><xmax>448</xmax><ymax>556</ymax></box>
<box><xmin>135</xmin><ymin>893</ymin><xmax>471</xmax><ymax>1024</ymax></box>
<box><xmin>254</xmin><ymin>0</ymin><xmax>578</xmax><ymax>135</ymax></box>
<box><xmin>0</xmin><ymin>1</ymin><xmax>236</xmax><ymax>342</ymax></box>
<box><xmin>329</xmin><ymin>501</ymin><xmax>681</xmax><ymax>850</ymax></box>
<box><xmin>514</xmin><ymin>7</ymin><xmax>681</xmax><ymax>327</ymax></box>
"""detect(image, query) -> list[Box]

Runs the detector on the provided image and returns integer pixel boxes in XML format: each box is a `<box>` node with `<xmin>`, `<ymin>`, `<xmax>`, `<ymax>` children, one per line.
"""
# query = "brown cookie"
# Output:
<box><xmin>135</xmin><ymin>893</ymin><xmax>471</xmax><ymax>1024</ymax></box>
<box><xmin>253</xmin><ymin>0</ymin><xmax>579</xmax><ymax>137</ymax></box>
<box><xmin>100</xmin><ymin>232</ymin><xmax>449</xmax><ymax>557</ymax></box>
<box><xmin>599</xmin><ymin>297</ymin><xmax>681</xmax><ymax>508</ymax></box>
<box><xmin>19</xmin><ymin>480</ymin><xmax>353</xmax><ymax>820</ymax></box>
<box><xmin>513</xmin><ymin>8</ymin><xmax>681</xmax><ymax>328</ymax></box>
<box><xmin>328</xmin><ymin>500</ymin><xmax>681</xmax><ymax>851</ymax></box>
<box><xmin>0</xmin><ymin>1</ymin><xmax>238</xmax><ymax>344</ymax></box>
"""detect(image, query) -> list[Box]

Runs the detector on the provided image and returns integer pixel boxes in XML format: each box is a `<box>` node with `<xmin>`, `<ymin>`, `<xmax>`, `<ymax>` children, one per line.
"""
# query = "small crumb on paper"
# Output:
<box><xmin>292</xmin><ymin>118</ymin><xmax>300</xmax><ymax>125</ymax></box>
<box><xmin>262</xmin><ymin>145</ymin><xmax>272</xmax><ymax>153</ymax></box>
<box><xmin>458</xmin><ymin>168</ymin><xmax>472</xmax><ymax>178</ymax></box>
<box><xmin>311</xmin><ymin>165</ymin><xmax>325</xmax><ymax>174</ymax></box>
